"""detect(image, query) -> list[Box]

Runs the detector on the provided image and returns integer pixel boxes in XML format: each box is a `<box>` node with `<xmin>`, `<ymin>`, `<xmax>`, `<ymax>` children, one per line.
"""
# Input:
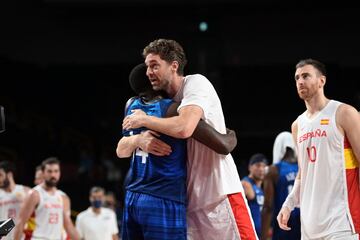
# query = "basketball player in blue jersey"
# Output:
<box><xmin>242</xmin><ymin>153</ymin><xmax>268</xmax><ymax>238</ymax></box>
<box><xmin>261</xmin><ymin>132</ymin><xmax>300</xmax><ymax>240</ymax></box>
<box><xmin>117</xmin><ymin>63</ymin><xmax>237</xmax><ymax>240</ymax></box>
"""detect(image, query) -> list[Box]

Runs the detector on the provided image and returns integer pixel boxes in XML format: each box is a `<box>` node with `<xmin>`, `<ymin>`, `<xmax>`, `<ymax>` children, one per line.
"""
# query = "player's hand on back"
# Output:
<box><xmin>138</xmin><ymin>130</ymin><xmax>172</xmax><ymax>156</ymax></box>
<box><xmin>123</xmin><ymin>109</ymin><xmax>147</xmax><ymax>130</ymax></box>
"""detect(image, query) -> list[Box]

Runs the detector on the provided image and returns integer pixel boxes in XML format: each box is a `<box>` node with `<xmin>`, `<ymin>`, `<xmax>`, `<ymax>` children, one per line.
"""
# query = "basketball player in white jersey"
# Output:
<box><xmin>13</xmin><ymin>157</ymin><xmax>79</xmax><ymax>240</ymax></box>
<box><xmin>0</xmin><ymin>160</ymin><xmax>30</xmax><ymax>240</ymax></box>
<box><xmin>22</xmin><ymin>164</ymin><xmax>71</xmax><ymax>240</ymax></box>
<box><xmin>277</xmin><ymin>59</ymin><xmax>360</xmax><ymax>240</ymax></box>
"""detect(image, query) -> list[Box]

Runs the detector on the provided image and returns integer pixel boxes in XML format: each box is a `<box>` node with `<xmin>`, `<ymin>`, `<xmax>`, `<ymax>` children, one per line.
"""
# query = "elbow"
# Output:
<box><xmin>217</xmin><ymin>143</ymin><xmax>232</xmax><ymax>155</ymax></box>
<box><xmin>116</xmin><ymin>143</ymin><xmax>131</xmax><ymax>158</ymax></box>
<box><xmin>176</xmin><ymin>123</ymin><xmax>196</xmax><ymax>139</ymax></box>
<box><xmin>177</xmin><ymin>129</ymin><xmax>192</xmax><ymax>139</ymax></box>
<box><xmin>116</xmin><ymin>147</ymin><xmax>130</xmax><ymax>158</ymax></box>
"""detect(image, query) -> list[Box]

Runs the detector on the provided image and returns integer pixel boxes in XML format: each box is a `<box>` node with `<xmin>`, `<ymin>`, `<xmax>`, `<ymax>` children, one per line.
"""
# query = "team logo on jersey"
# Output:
<box><xmin>320</xmin><ymin>119</ymin><xmax>329</xmax><ymax>125</ymax></box>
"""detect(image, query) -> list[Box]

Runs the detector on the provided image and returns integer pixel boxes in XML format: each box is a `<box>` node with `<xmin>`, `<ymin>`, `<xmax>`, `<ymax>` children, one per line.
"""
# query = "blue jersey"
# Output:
<box><xmin>242</xmin><ymin>176</ymin><xmax>264</xmax><ymax>238</ymax></box>
<box><xmin>123</xmin><ymin>97</ymin><xmax>187</xmax><ymax>204</ymax></box>
<box><xmin>272</xmin><ymin>160</ymin><xmax>301</xmax><ymax>240</ymax></box>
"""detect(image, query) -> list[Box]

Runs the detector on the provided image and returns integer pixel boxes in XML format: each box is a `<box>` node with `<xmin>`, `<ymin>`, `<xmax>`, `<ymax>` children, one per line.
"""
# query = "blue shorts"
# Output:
<box><xmin>122</xmin><ymin>190</ymin><xmax>186</xmax><ymax>240</ymax></box>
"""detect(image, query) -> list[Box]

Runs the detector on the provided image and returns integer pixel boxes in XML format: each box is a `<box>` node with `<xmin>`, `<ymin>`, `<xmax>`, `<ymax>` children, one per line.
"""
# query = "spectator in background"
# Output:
<box><xmin>241</xmin><ymin>153</ymin><xmax>268</xmax><ymax>238</ymax></box>
<box><xmin>104</xmin><ymin>191</ymin><xmax>123</xmax><ymax>236</ymax></box>
<box><xmin>76</xmin><ymin>186</ymin><xmax>119</xmax><ymax>240</ymax></box>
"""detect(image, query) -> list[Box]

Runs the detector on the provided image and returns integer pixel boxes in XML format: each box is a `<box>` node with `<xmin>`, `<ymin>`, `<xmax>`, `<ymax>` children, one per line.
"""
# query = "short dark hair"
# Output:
<box><xmin>296</xmin><ymin>59</ymin><xmax>327</xmax><ymax>76</ymax></box>
<box><xmin>90</xmin><ymin>186</ymin><xmax>105</xmax><ymax>195</ymax></box>
<box><xmin>143</xmin><ymin>39</ymin><xmax>187</xmax><ymax>75</ymax></box>
<box><xmin>0</xmin><ymin>161</ymin><xmax>16</xmax><ymax>174</ymax></box>
<box><xmin>129</xmin><ymin>63</ymin><xmax>152</xmax><ymax>95</ymax></box>
<box><xmin>41</xmin><ymin>157</ymin><xmax>60</xmax><ymax>171</ymax></box>
<box><xmin>249</xmin><ymin>153</ymin><xmax>268</xmax><ymax>166</ymax></box>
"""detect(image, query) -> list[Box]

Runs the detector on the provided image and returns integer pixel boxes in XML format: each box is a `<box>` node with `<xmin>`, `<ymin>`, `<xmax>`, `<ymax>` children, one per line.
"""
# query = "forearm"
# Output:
<box><xmin>68</xmin><ymin>227</ymin><xmax>80</xmax><ymax>240</ymax></box>
<box><xmin>192</xmin><ymin>121</ymin><xmax>237</xmax><ymax>154</ymax></box>
<box><xmin>116</xmin><ymin>135</ymin><xmax>140</xmax><ymax>158</ymax></box>
<box><xmin>282</xmin><ymin>178</ymin><xmax>300</xmax><ymax>211</ymax></box>
<box><xmin>13</xmin><ymin>220</ymin><xmax>25</xmax><ymax>240</ymax></box>
<box><xmin>261</xmin><ymin>205</ymin><xmax>273</xmax><ymax>240</ymax></box>
<box><xmin>65</xmin><ymin>219</ymin><xmax>80</xmax><ymax>240</ymax></box>
<box><xmin>144</xmin><ymin>115</ymin><xmax>195</xmax><ymax>139</ymax></box>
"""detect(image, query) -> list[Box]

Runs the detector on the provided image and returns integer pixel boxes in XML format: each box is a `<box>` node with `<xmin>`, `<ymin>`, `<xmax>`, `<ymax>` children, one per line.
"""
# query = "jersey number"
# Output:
<box><xmin>306</xmin><ymin>146</ymin><xmax>317</xmax><ymax>162</ymax></box>
<box><xmin>49</xmin><ymin>213</ymin><xmax>59</xmax><ymax>224</ymax></box>
<box><xmin>8</xmin><ymin>208</ymin><xmax>16</xmax><ymax>219</ymax></box>
<box><xmin>135</xmin><ymin>148</ymin><xmax>149</xmax><ymax>164</ymax></box>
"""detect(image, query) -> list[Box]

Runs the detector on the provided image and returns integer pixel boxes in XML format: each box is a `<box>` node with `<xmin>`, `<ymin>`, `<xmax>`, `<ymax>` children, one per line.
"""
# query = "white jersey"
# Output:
<box><xmin>31</xmin><ymin>185</ymin><xmax>64</xmax><ymax>240</ymax></box>
<box><xmin>174</xmin><ymin>74</ymin><xmax>243</xmax><ymax>212</ymax></box>
<box><xmin>76</xmin><ymin>207</ymin><xmax>119</xmax><ymax>240</ymax></box>
<box><xmin>297</xmin><ymin>100</ymin><xmax>360</xmax><ymax>238</ymax></box>
<box><xmin>0</xmin><ymin>184</ymin><xmax>28</xmax><ymax>240</ymax></box>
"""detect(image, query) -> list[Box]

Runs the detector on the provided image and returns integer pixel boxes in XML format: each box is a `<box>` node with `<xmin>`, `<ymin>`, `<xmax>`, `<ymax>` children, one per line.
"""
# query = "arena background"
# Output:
<box><xmin>1</xmin><ymin>0</ymin><xmax>360</xmax><ymax>215</ymax></box>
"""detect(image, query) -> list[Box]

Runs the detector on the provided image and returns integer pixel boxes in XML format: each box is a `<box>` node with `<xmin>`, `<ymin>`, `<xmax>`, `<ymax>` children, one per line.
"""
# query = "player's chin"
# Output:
<box><xmin>298</xmin><ymin>93</ymin><xmax>307</xmax><ymax>100</ymax></box>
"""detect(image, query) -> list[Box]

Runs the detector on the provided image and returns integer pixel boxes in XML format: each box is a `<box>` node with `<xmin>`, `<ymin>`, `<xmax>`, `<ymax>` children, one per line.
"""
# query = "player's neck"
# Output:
<box><xmin>41</xmin><ymin>183</ymin><xmax>57</xmax><ymax>193</ymax></box>
<box><xmin>167</xmin><ymin>75</ymin><xmax>184</xmax><ymax>98</ymax></box>
<box><xmin>305</xmin><ymin>95</ymin><xmax>329</xmax><ymax>117</ymax></box>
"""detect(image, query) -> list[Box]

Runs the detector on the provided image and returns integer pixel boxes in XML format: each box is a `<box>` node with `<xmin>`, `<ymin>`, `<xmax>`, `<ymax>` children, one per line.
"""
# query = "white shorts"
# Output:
<box><xmin>187</xmin><ymin>192</ymin><xmax>258</xmax><ymax>240</ymax></box>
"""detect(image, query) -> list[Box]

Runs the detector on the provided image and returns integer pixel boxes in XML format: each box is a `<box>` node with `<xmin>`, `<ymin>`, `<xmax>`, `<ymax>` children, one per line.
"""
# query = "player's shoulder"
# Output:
<box><xmin>185</xmin><ymin>74</ymin><xmax>209</xmax><ymax>83</ymax></box>
<box><xmin>124</xmin><ymin>96</ymin><xmax>138</xmax><ymax>110</ymax></box>
<box><xmin>241</xmin><ymin>177</ymin><xmax>252</xmax><ymax>187</ymax></box>
<box><xmin>57</xmin><ymin>189</ymin><xmax>68</xmax><ymax>196</ymax></box>
<box><xmin>17</xmin><ymin>184</ymin><xmax>31</xmax><ymax>193</ymax></box>
<box><xmin>336</xmin><ymin>102</ymin><xmax>358</xmax><ymax>115</ymax></box>
<box><xmin>184</xmin><ymin>74</ymin><xmax>213</xmax><ymax>90</ymax></box>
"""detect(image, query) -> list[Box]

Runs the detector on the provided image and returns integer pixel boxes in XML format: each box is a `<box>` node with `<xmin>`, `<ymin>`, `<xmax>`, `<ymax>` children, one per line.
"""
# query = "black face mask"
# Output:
<box><xmin>91</xmin><ymin>200</ymin><xmax>102</xmax><ymax>209</ymax></box>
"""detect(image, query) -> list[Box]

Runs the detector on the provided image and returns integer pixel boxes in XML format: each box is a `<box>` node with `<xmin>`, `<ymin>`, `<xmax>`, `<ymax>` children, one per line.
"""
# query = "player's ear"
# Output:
<box><xmin>319</xmin><ymin>75</ymin><xmax>326</xmax><ymax>88</ymax></box>
<box><xmin>171</xmin><ymin>61</ymin><xmax>179</xmax><ymax>73</ymax></box>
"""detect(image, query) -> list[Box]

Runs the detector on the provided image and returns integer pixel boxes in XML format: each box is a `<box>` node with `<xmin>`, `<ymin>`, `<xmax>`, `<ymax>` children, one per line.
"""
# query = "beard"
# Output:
<box><xmin>44</xmin><ymin>178</ymin><xmax>58</xmax><ymax>188</ymax></box>
<box><xmin>0</xmin><ymin>178</ymin><xmax>10</xmax><ymax>189</ymax></box>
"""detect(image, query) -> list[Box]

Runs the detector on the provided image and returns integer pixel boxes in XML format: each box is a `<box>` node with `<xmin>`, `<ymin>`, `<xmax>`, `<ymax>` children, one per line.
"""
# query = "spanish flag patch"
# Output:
<box><xmin>320</xmin><ymin>119</ymin><xmax>329</xmax><ymax>125</ymax></box>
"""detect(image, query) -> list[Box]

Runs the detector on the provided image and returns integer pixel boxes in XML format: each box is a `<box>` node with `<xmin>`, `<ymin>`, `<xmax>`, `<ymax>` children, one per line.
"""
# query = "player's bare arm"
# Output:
<box><xmin>241</xmin><ymin>180</ymin><xmax>255</xmax><ymax>200</ymax></box>
<box><xmin>166</xmin><ymin>102</ymin><xmax>237</xmax><ymax>154</ymax></box>
<box><xmin>277</xmin><ymin>120</ymin><xmax>302</xmax><ymax>231</ymax></box>
<box><xmin>336</xmin><ymin>104</ymin><xmax>360</xmax><ymax>164</ymax></box>
<box><xmin>123</xmin><ymin>105</ymin><xmax>203</xmax><ymax>139</ymax></box>
<box><xmin>116</xmin><ymin>130</ymin><xmax>172</xmax><ymax>158</ymax></box>
<box><xmin>13</xmin><ymin>189</ymin><xmax>40</xmax><ymax>240</ymax></box>
<box><xmin>63</xmin><ymin>195</ymin><xmax>80</xmax><ymax>240</ymax></box>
